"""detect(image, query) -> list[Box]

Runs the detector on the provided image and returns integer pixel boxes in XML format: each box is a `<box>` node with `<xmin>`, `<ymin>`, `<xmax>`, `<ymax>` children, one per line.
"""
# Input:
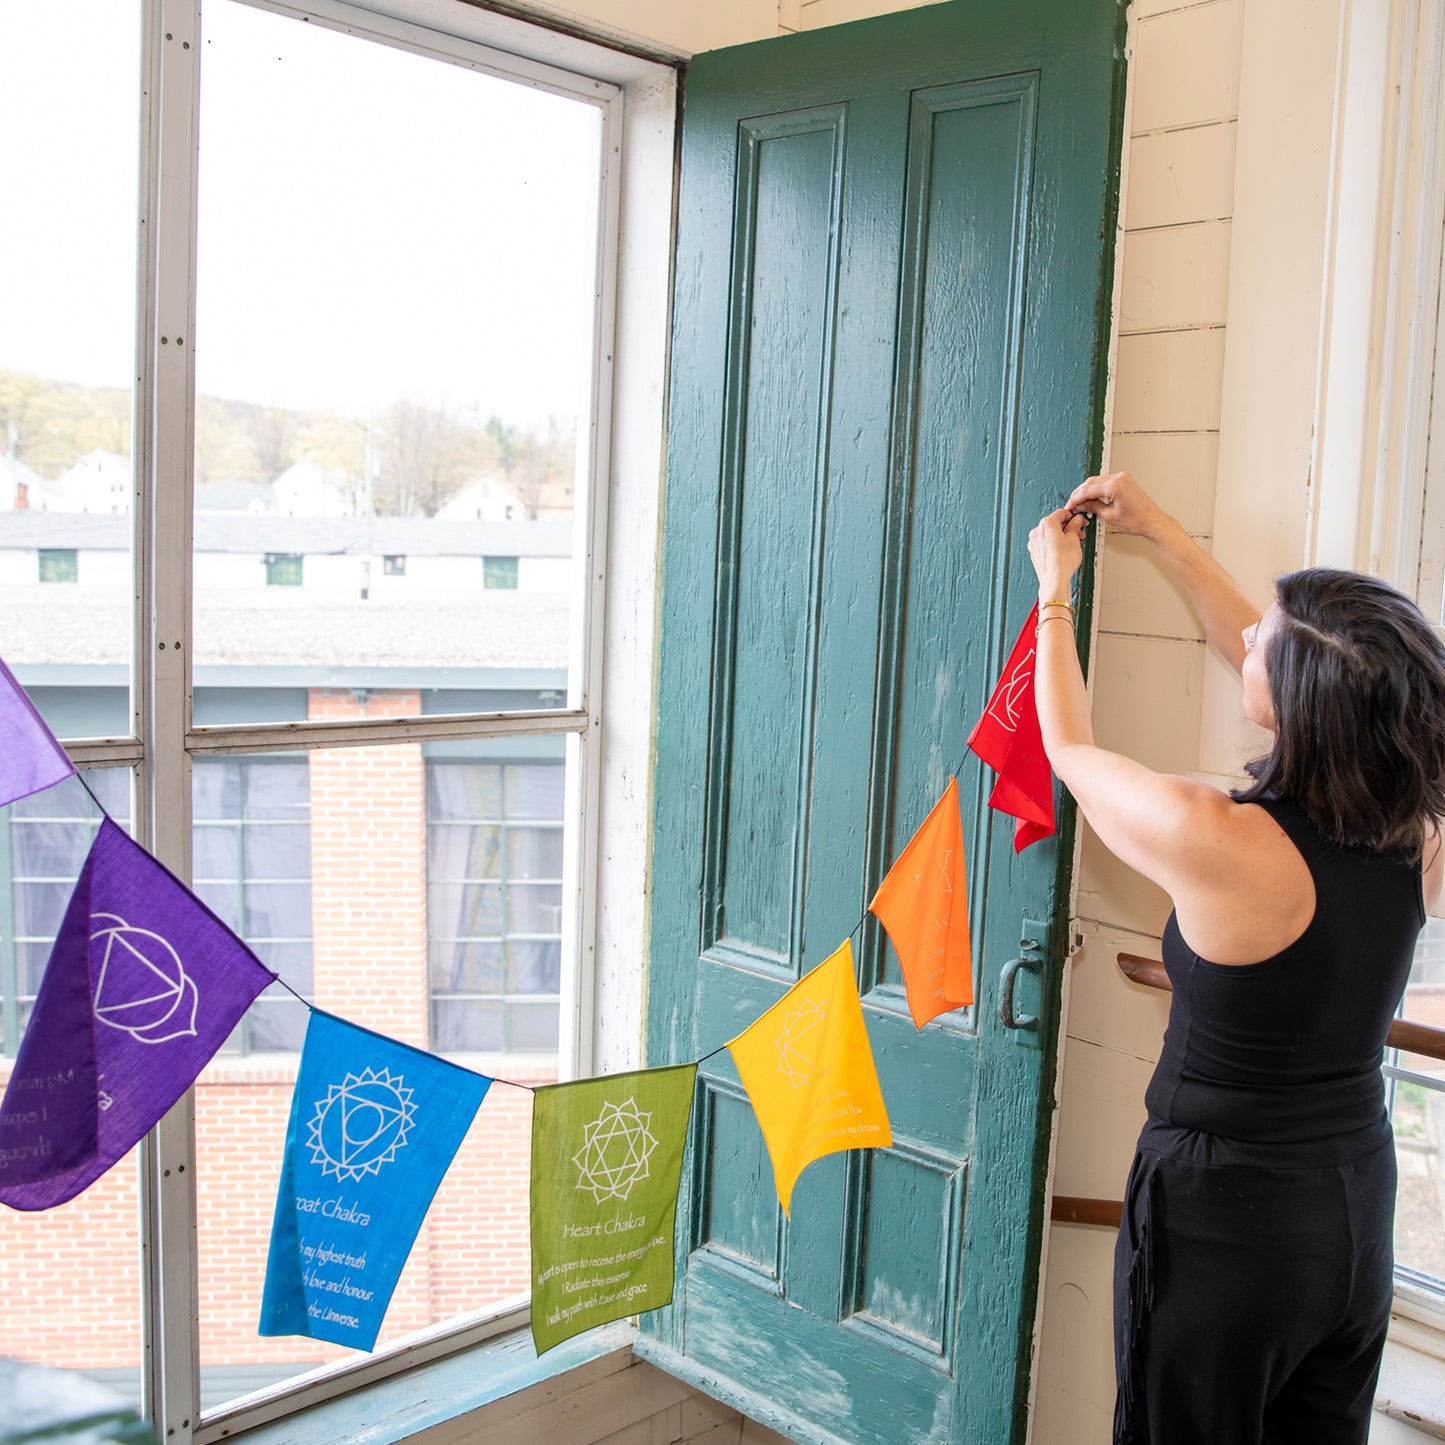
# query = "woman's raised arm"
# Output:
<box><xmin>1066</xmin><ymin>471</ymin><xmax>1261</xmax><ymax>675</ymax></box>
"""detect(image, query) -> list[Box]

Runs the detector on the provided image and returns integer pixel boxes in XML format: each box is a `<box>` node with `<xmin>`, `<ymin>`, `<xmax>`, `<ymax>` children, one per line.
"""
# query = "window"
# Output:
<box><xmin>482</xmin><ymin>555</ymin><xmax>519</xmax><ymax>589</ymax></box>
<box><xmin>264</xmin><ymin>553</ymin><xmax>303</xmax><ymax>587</ymax></box>
<box><xmin>192</xmin><ymin>758</ymin><xmax>312</xmax><ymax>1052</ymax></box>
<box><xmin>0</xmin><ymin>770</ymin><xmax>132</xmax><ymax>1055</ymax></box>
<box><xmin>427</xmin><ymin>757</ymin><xmax>564</xmax><ymax>1053</ymax></box>
<box><xmin>37</xmin><ymin>549</ymin><xmax>78</xmax><ymax>583</ymax></box>
<box><xmin>0</xmin><ymin>0</ymin><xmax>656</xmax><ymax>1433</ymax></box>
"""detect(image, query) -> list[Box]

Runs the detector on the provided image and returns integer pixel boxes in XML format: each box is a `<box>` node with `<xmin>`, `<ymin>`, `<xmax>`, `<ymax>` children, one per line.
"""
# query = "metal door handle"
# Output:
<box><xmin>998</xmin><ymin>953</ymin><xmax>1040</xmax><ymax>1030</ymax></box>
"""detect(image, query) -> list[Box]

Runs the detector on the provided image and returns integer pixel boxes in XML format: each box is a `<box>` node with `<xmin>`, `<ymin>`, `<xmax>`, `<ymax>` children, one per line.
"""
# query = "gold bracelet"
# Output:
<box><xmin>1039</xmin><ymin>599</ymin><xmax>1074</xmax><ymax>613</ymax></box>
<box><xmin>1035</xmin><ymin>612</ymin><xmax>1075</xmax><ymax>637</ymax></box>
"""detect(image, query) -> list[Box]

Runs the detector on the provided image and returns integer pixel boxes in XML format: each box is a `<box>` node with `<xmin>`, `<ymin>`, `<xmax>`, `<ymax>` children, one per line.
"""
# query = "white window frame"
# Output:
<box><xmin>38</xmin><ymin>1</ymin><xmax>677</xmax><ymax>1438</ymax></box>
<box><xmin>1309</xmin><ymin>0</ymin><xmax>1445</xmax><ymax>1348</ymax></box>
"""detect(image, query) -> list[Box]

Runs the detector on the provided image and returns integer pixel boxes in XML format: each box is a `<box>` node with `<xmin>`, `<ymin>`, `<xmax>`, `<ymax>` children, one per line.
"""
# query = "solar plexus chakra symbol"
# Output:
<box><xmin>774</xmin><ymin>997</ymin><xmax>826</xmax><ymax>1087</ymax></box>
<box><xmin>307</xmin><ymin>1068</ymin><xmax>416</xmax><ymax>1181</ymax></box>
<box><xmin>90</xmin><ymin>911</ymin><xmax>199</xmax><ymax>1045</ymax></box>
<box><xmin>572</xmin><ymin>1097</ymin><xmax>658</xmax><ymax>1202</ymax></box>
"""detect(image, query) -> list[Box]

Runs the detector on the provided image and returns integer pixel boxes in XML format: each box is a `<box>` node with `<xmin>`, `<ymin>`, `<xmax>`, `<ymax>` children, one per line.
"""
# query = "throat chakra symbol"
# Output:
<box><xmin>307</xmin><ymin>1068</ymin><xmax>416</xmax><ymax>1181</ymax></box>
<box><xmin>572</xmin><ymin>1097</ymin><xmax>658</xmax><ymax>1202</ymax></box>
<box><xmin>775</xmin><ymin>997</ymin><xmax>827</xmax><ymax>1088</ymax></box>
<box><xmin>91</xmin><ymin>912</ymin><xmax>199</xmax><ymax>1046</ymax></box>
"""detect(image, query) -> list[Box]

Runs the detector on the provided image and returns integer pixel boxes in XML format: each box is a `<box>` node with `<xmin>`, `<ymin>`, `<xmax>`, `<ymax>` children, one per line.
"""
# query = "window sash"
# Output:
<box><xmin>67</xmin><ymin>1</ymin><xmax>628</xmax><ymax>1437</ymax></box>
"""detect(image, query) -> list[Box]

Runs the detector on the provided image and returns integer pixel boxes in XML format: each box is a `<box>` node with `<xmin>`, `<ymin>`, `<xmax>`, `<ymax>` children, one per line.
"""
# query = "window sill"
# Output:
<box><xmin>214</xmin><ymin>1319</ymin><xmax>634</xmax><ymax>1445</ymax></box>
<box><xmin>1377</xmin><ymin>1317</ymin><xmax>1445</xmax><ymax>1440</ymax></box>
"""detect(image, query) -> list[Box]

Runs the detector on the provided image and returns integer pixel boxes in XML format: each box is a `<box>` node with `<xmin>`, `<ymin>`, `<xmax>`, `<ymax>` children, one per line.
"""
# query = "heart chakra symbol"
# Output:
<box><xmin>572</xmin><ymin>1097</ymin><xmax>658</xmax><ymax>1203</ymax></box>
<box><xmin>308</xmin><ymin>1068</ymin><xmax>417</xmax><ymax>1181</ymax></box>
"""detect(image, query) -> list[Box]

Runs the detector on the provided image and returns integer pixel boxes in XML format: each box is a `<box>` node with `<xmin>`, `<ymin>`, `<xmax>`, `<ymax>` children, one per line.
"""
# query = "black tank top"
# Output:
<box><xmin>1146</xmin><ymin>797</ymin><xmax>1425</xmax><ymax>1147</ymax></box>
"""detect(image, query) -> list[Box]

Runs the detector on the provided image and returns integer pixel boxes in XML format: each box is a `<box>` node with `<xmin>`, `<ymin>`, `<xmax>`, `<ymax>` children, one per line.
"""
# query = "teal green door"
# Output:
<box><xmin>641</xmin><ymin>4</ymin><xmax>1124</xmax><ymax>1441</ymax></box>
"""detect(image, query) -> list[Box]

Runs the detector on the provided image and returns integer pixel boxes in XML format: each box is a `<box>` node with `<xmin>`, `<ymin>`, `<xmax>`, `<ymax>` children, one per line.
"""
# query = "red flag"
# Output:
<box><xmin>967</xmin><ymin>605</ymin><xmax>1055</xmax><ymax>852</ymax></box>
<box><xmin>869</xmin><ymin>777</ymin><xmax>973</xmax><ymax>1028</ymax></box>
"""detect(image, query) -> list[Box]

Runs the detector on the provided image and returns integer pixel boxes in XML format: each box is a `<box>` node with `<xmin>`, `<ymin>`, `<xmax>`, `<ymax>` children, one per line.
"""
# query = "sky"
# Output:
<box><xmin>0</xmin><ymin>0</ymin><xmax>601</xmax><ymax>426</ymax></box>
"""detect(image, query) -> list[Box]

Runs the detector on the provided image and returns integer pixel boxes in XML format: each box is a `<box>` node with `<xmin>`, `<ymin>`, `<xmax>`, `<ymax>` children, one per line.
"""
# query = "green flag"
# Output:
<box><xmin>530</xmin><ymin>1063</ymin><xmax>697</xmax><ymax>1355</ymax></box>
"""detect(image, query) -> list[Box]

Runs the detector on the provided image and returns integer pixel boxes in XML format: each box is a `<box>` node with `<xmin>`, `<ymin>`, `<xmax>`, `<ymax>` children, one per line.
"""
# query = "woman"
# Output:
<box><xmin>1028</xmin><ymin>471</ymin><xmax>1445</xmax><ymax>1445</ymax></box>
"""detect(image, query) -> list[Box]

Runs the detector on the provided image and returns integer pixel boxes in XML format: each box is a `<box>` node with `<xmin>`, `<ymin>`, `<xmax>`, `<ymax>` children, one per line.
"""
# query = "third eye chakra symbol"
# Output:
<box><xmin>572</xmin><ymin>1097</ymin><xmax>658</xmax><ymax>1203</ymax></box>
<box><xmin>307</xmin><ymin>1068</ymin><xmax>416</xmax><ymax>1181</ymax></box>
<box><xmin>91</xmin><ymin>912</ymin><xmax>199</xmax><ymax>1046</ymax></box>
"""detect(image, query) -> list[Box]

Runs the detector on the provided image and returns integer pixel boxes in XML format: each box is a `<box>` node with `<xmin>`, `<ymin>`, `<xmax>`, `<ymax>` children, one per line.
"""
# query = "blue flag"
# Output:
<box><xmin>260</xmin><ymin>1011</ymin><xmax>491</xmax><ymax>1352</ymax></box>
<box><xmin>0</xmin><ymin>819</ymin><xmax>274</xmax><ymax>1210</ymax></box>
<box><xmin>0</xmin><ymin>657</ymin><xmax>76</xmax><ymax>807</ymax></box>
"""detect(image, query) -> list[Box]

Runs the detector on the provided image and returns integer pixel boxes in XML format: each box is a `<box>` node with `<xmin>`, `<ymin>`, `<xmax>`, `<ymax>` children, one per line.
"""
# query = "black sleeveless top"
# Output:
<box><xmin>1146</xmin><ymin>798</ymin><xmax>1425</xmax><ymax>1148</ymax></box>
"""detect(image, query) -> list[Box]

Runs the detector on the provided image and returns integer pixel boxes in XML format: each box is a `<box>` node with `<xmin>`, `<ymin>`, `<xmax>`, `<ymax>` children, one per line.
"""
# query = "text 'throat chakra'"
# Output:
<box><xmin>307</xmin><ymin>1067</ymin><xmax>416</xmax><ymax>1181</ymax></box>
<box><xmin>572</xmin><ymin>1097</ymin><xmax>658</xmax><ymax>1202</ymax></box>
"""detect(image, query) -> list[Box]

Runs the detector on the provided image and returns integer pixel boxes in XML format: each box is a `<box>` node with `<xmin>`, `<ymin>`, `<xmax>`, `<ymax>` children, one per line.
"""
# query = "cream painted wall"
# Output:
<box><xmin>471</xmin><ymin>0</ymin><xmax>1445</xmax><ymax>1438</ymax></box>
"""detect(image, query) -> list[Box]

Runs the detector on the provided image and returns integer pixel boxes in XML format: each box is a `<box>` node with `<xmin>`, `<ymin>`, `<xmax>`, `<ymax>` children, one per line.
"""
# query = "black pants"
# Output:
<box><xmin>1113</xmin><ymin>1121</ymin><xmax>1396</xmax><ymax>1445</ymax></box>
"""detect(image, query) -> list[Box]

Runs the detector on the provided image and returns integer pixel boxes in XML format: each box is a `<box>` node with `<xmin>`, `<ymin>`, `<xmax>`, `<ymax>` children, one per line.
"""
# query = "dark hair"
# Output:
<box><xmin>1233</xmin><ymin>568</ymin><xmax>1445</xmax><ymax>856</ymax></box>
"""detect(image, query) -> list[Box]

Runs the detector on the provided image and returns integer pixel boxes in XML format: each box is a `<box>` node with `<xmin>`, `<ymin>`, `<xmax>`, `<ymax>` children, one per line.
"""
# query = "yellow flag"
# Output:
<box><xmin>727</xmin><ymin>939</ymin><xmax>892</xmax><ymax>1216</ymax></box>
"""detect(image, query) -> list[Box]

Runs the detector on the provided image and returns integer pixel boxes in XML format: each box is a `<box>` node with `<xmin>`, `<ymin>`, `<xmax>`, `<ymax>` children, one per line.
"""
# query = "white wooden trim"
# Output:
<box><xmin>1308</xmin><ymin>0</ymin><xmax>1445</xmax><ymax>589</ymax></box>
<box><xmin>237</xmin><ymin>0</ymin><xmax>626</xmax><ymax>105</ymax></box>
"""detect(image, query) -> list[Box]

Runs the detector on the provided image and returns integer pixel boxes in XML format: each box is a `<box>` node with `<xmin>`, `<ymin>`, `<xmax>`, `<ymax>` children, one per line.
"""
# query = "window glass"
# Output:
<box><xmin>193</xmin><ymin>757</ymin><xmax>313</xmax><ymax>1054</ymax></box>
<box><xmin>0</xmin><ymin>0</ymin><xmax>139</xmax><ymax>734</ymax></box>
<box><xmin>427</xmin><ymin>755</ymin><xmax>564</xmax><ymax>1054</ymax></box>
<box><xmin>1393</xmin><ymin>917</ymin><xmax>1445</xmax><ymax>1287</ymax></box>
<box><xmin>195</xmin><ymin>744</ymin><xmax>563</xmax><ymax>1409</ymax></box>
<box><xmin>191</xmin><ymin>0</ymin><xmax>601</xmax><ymax>724</ymax></box>
<box><xmin>0</xmin><ymin>768</ymin><xmax>141</xmax><ymax>1408</ymax></box>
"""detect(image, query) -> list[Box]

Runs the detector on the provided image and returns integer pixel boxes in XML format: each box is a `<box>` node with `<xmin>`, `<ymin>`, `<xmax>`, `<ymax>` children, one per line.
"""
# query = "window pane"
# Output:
<box><xmin>197</xmin><ymin>740</ymin><xmax>565</xmax><ymax>1412</ymax></box>
<box><xmin>242</xmin><ymin>823</ymin><xmax>310</xmax><ymax>879</ymax></box>
<box><xmin>509</xmin><ymin>884</ymin><xmax>564</xmax><ymax>936</ymax></box>
<box><xmin>508</xmin><ymin>939</ymin><xmax>562</xmax><ymax>996</ymax></box>
<box><xmin>193</xmin><ymin>824</ymin><xmax>241</xmax><ymax>880</ymax></box>
<box><xmin>1393</xmin><ymin>918</ymin><xmax>1445</xmax><ymax>1288</ymax></box>
<box><xmin>505</xmin><ymin>765</ymin><xmax>565</xmax><ymax>820</ymax></box>
<box><xmin>0</xmin><ymin>1</ymin><xmax>139</xmax><ymax>741</ymax></box>
<box><xmin>191</xmin><ymin>0</ymin><xmax>600</xmax><ymax>726</ymax></box>
<box><xmin>427</xmin><ymin>823</ymin><xmax>502</xmax><ymax>881</ymax></box>
<box><xmin>431</xmin><ymin>998</ymin><xmax>503</xmax><ymax>1052</ymax></box>
<box><xmin>507</xmin><ymin>827</ymin><xmax>564</xmax><ymax>880</ymax></box>
<box><xmin>0</xmin><ymin>767</ymin><xmax>139</xmax><ymax>1404</ymax></box>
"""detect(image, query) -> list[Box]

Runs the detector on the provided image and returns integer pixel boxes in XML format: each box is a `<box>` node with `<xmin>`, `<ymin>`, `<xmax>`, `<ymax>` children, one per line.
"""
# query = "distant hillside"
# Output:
<box><xmin>0</xmin><ymin>368</ymin><xmax>575</xmax><ymax>517</ymax></box>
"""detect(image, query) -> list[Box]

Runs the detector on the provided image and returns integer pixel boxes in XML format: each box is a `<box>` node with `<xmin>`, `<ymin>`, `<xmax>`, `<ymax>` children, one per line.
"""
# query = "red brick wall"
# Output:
<box><xmin>0</xmin><ymin>687</ymin><xmax>557</xmax><ymax>1386</ymax></box>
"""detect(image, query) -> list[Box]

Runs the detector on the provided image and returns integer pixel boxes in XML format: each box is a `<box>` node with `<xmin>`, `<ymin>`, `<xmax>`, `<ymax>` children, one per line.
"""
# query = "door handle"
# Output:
<box><xmin>998</xmin><ymin>949</ymin><xmax>1041</xmax><ymax>1030</ymax></box>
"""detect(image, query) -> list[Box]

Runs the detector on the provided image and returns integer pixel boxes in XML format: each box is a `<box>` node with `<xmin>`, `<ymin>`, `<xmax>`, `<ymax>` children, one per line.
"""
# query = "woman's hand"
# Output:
<box><xmin>1029</xmin><ymin>507</ymin><xmax>1088</xmax><ymax>599</ymax></box>
<box><xmin>1065</xmin><ymin>470</ymin><xmax>1172</xmax><ymax>540</ymax></box>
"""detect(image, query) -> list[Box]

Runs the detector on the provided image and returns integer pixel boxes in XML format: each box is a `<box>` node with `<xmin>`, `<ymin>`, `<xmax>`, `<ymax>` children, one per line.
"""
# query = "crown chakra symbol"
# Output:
<box><xmin>307</xmin><ymin>1067</ymin><xmax>417</xmax><ymax>1181</ymax></box>
<box><xmin>91</xmin><ymin>912</ymin><xmax>199</xmax><ymax>1046</ymax></box>
<box><xmin>572</xmin><ymin>1097</ymin><xmax>658</xmax><ymax>1202</ymax></box>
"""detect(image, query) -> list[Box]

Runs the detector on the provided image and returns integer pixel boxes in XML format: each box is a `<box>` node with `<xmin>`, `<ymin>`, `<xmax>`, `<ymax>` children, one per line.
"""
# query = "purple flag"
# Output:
<box><xmin>0</xmin><ymin>657</ymin><xmax>76</xmax><ymax>808</ymax></box>
<box><xmin>0</xmin><ymin>818</ymin><xmax>275</xmax><ymax>1210</ymax></box>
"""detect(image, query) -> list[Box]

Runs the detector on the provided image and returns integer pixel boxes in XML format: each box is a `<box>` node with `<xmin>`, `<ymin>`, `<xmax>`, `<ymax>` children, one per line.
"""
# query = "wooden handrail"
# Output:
<box><xmin>1047</xmin><ymin>953</ymin><xmax>1445</xmax><ymax>1228</ymax></box>
<box><xmin>1118</xmin><ymin>951</ymin><xmax>1445</xmax><ymax>1062</ymax></box>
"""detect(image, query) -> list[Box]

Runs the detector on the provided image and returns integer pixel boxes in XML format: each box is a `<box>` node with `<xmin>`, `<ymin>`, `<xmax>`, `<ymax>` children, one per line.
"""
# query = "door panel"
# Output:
<box><xmin>645</xmin><ymin>4</ymin><xmax>1124</xmax><ymax>1442</ymax></box>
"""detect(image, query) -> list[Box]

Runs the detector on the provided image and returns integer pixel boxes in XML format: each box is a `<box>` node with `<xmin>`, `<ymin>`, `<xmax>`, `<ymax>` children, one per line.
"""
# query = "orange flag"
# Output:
<box><xmin>868</xmin><ymin>776</ymin><xmax>973</xmax><ymax>1027</ymax></box>
<box><xmin>727</xmin><ymin>939</ymin><xmax>891</xmax><ymax>1216</ymax></box>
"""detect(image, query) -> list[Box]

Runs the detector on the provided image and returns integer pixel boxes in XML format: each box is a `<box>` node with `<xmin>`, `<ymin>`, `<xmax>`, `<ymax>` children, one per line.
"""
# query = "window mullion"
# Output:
<box><xmin>144</xmin><ymin>1</ymin><xmax>204</xmax><ymax>1440</ymax></box>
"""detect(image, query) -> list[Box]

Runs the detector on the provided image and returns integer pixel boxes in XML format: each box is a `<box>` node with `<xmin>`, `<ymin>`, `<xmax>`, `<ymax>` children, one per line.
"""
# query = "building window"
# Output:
<box><xmin>264</xmin><ymin>552</ymin><xmax>303</xmax><ymax>587</ymax></box>
<box><xmin>383</xmin><ymin>554</ymin><xmax>405</xmax><ymax>576</ymax></box>
<box><xmin>0</xmin><ymin>771</ymin><xmax>132</xmax><ymax>1056</ymax></box>
<box><xmin>427</xmin><ymin>758</ymin><xmax>563</xmax><ymax>1054</ymax></box>
<box><xmin>37</xmin><ymin>549</ymin><xmax>77</xmax><ymax>584</ymax></box>
<box><xmin>482</xmin><ymin>555</ymin><xmax>519</xmax><ymax>589</ymax></box>
<box><xmin>192</xmin><ymin>757</ymin><xmax>312</xmax><ymax>1052</ymax></box>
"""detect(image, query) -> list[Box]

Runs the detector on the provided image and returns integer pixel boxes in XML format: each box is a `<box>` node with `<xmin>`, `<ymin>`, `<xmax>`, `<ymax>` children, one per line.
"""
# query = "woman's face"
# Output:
<box><xmin>1242</xmin><ymin>604</ymin><xmax>1278</xmax><ymax>731</ymax></box>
